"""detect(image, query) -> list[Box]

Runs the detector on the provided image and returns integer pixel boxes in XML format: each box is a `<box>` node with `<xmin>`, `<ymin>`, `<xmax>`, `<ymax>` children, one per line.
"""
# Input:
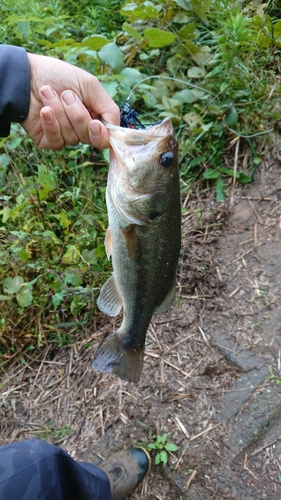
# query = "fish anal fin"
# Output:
<box><xmin>120</xmin><ymin>224</ymin><xmax>141</xmax><ymax>261</ymax></box>
<box><xmin>105</xmin><ymin>227</ymin><xmax>112</xmax><ymax>259</ymax></box>
<box><xmin>155</xmin><ymin>282</ymin><xmax>176</xmax><ymax>316</ymax></box>
<box><xmin>97</xmin><ymin>274</ymin><xmax>122</xmax><ymax>317</ymax></box>
<box><xmin>92</xmin><ymin>331</ymin><xmax>144</xmax><ymax>383</ymax></box>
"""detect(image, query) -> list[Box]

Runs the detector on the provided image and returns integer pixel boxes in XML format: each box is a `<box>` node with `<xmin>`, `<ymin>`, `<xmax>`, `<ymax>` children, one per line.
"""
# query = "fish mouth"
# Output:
<box><xmin>102</xmin><ymin>116</ymin><xmax>175</xmax><ymax>143</ymax></box>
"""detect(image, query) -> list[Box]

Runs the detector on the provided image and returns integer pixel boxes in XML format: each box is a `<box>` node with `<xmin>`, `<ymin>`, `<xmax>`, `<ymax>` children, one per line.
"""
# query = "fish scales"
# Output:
<box><xmin>92</xmin><ymin>117</ymin><xmax>181</xmax><ymax>382</ymax></box>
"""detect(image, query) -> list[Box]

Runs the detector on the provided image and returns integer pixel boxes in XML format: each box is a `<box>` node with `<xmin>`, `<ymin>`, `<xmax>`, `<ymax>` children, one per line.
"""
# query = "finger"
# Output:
<box><xmin>39</xmin><ymin>107</ymin><xmax>65</xmax><ymax>149</ymax></box>
<box><xmin>39</xmin><ymin>85</ymin><xmax>79</xmax><ymax>146</ymax></box>
<box><xmin>61</xmin><ymin>90</ymin><xmax>95</xmax><ymax>144</ymax></box>
<box><xmin>82</xmin><ymin>76</ymin><xmax>120</xmax><ymax>126</ymax></box>
<box><xmin>88</xmin><ymin>120</ymin><xmax>111</xmax><ymax>149</ymax></box>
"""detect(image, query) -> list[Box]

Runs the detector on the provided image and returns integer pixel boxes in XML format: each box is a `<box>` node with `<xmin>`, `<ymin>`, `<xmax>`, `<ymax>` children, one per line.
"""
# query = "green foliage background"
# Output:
<box><xmin>0</xmin><ymin>0</ymin><xmax>280</xmax><ymax>363</ymax></box>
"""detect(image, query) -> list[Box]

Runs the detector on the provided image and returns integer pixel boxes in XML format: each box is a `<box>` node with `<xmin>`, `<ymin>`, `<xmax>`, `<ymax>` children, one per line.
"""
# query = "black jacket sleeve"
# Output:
<box><xmin>0</xmin><ymin>45</ymin><xmax>30</xmax><ymax>137</ymax></box>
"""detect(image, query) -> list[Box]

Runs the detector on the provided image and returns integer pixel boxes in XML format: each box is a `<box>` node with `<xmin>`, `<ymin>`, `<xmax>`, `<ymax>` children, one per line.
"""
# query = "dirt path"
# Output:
<box><xmin>1</xmin><ymin>153</ymin><xmax>281</xmax><ymax>499</ymax></box>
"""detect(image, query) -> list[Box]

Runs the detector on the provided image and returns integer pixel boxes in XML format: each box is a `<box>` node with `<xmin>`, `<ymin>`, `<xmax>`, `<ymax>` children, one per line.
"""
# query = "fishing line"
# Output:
<box><xmin>125</xmin><ymin>75</ymin><xmax>273</xmax><ymax>139</ymax></box>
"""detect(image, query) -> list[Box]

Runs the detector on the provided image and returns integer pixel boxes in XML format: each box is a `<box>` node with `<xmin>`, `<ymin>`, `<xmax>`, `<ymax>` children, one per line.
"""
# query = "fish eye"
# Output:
<box><xmin>159</xmin><ymin>151</ymin><xmax>173</xmax><ymax>168</ymax></box>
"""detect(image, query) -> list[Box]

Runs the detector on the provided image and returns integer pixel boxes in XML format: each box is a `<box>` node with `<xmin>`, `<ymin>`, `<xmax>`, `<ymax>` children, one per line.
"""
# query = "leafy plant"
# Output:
<box><xmin>270</xmin><ymin>374</ymin><xmax>281</xmax><ymax>386</ymax></box>
<box><xmin>146</xmin><ymin>433</ymin><xmax>178</xmax><ymax>465</ymax></box>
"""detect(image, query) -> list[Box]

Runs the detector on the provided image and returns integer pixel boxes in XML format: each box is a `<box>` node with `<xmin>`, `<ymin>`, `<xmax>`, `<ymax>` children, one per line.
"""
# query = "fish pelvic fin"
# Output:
<box><xmin>92</xmin><ymin>332</ymin><xmax>144</xmax><ymax>383</ymax></box>
<box><xmin>97</xmin><ymin>273</ymin><xmax>122</xmax><ymax>317</ymax></box>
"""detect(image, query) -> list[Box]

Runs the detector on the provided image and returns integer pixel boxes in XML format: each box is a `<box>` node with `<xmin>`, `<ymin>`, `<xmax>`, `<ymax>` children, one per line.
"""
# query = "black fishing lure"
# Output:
<box><xmin>120</xmin><ymin>99</ymin><xmax>146</xmax><ymax>129</ymax></box>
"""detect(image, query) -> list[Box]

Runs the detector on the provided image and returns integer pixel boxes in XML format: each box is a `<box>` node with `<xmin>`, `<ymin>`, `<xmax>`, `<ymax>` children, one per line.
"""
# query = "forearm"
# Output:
<box><xmin>0</xmin><ymin>45</ymin><xmax>30</xmax><ymax>137</ymax></box>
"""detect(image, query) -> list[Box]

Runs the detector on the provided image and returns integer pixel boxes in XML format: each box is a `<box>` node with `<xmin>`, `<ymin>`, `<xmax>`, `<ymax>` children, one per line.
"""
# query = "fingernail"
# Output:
<box><xmin>41</xmin><ymin>86</ymin><xmax>56</xmax><ymax>101</ymax></box>
<box><xmin>62</xmin><ymin>91</ymin><xmax>76</xmax><ymax>106</ymax></box>
<box><xmin>42</xmin><ymin>108</ymin><xmax>54</xmax><ymax>124</ymax></box>
<box><xmin>89</xmin><ymin>121</ymin><xmax>102</xmax><ymax>137</ymax></box>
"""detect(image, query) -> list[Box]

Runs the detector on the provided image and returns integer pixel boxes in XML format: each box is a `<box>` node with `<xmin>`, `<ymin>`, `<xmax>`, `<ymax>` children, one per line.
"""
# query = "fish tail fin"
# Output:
<box><xmin>92</xmin><ymin>331</ymin><xmax>144</xmax><ymax>383</ymax></box>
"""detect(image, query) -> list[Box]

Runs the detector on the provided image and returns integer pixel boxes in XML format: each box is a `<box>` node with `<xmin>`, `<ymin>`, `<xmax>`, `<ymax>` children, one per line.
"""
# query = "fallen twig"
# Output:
<box><xmin>251</xmin><ymin>437</ymin><xmax>281</xmax><ymax>457</ymax></box>
<box><xmin>185</xmin><ymin>469</ymin><xmax>197</xmax><ymax>490</ymax></box>
<box><xmin>189</xmin><ymin>422</ymin><xmax>221</xmax><ymax>441</ymax></box>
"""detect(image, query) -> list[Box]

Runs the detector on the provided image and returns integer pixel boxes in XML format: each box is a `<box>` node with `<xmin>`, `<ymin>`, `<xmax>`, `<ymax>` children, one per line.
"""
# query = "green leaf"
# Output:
<box><xmin>53</xmin><ymin>212</ymin><xmax>71</xmax><ymax>229</ymax></box>
<box><xmin>219</xmin><ymin>166</ymin><xmax>235</xmax><ymax>177</ymax></box>
<box><xmin>62</xmin><ymin>245</ymin><xmax>80</xmax><ymax>264</ymax></box>
<box><xmin>183</xmin><ymin>112</ymin><xmax>203</xmax><ymax>129</ymax></box>
<box><xmin>52</xmin><ymin>292</ymin><xmax>65</xmax><ymax>309</ymax></box>
<box><xmin>120</xmin><ymin>2</ymin><xmax>160</xmax><ymax>20</ymax></box>
<box><xmin>43</xmin><ymin>230</ymin><xmax>62</xmax><ymax>244</ymax></box>
<box><xmin>38</xmin><ymin>165</ymin><xmax>56</xmax><ymax>191</ymax></box>
<box><xmin>0</xmin><ymin>295</ymin><xmax>13</xmax><ymax>301</ymax></box>
<box><xmin>3</xmin><ymin>276</ymin><xmax>24</xmax><ymax>294</ymax></box>
<box><xmin>64</xmin><ymin>273</ymin><xmax>83</xmax><ymax>286</ymax></box>
<box><xmin>82</xmin><ymin>35</ymin><xmax>110</xmax><ymax>51</ymax></box>
<box><xmin>273</xmin><ymin>20</ymin><xmax>281</xmax><ymax>37</ymax></box>
<box><xmin>16</xmin><ymin>248</ymin><xmax>31</xmax><ymax>263</ymax></box>
<box><xmin>165</xmin><ymin>442</ymin><xmax>178</xmax><ymax>452</ymax></box>
<box><xmin>174</xmin><ymin>12</ymin><xmax>191</xmax><ymax>23</ymax></box>
<box><xmin>147</xmin><ymin>443</ymin><xmax>158</xmax><ymax>450</ymax></box>
<box><xmin>99</xmin><ymin>43</ymin><xmax>124</xmax><ymax>72</ymax></box>
<box><xmin>176</xmin><ymin>22</ymin><xmax>196</xmax><ymax>40</ymax></box>
<box><xmin>120</xmin><ymin>67</ymin><xmax>143</xmax><ymax>87</ymax></box>
<box><xmin>173</xmin><ymin>89</ymin><xmax>205</xmax><ymax>104</ymax></box>
<box><xmin>122</xmin><ymin>22</ymin><xmax>143</xmax><ymax>42</ymax></box>
<box><xmin>81</xmin><ymin>248</ymin><xmax>96</xmax><ymax>264</ymax></box>
<box><xmin>237</xmin><ymin>172</ymin><xmax>252</xmax><ymax>184</ymax></box>
<box><xmin>225</xmin><ymin>106</ymin><xmax>239</xmax><ymax>126</ymax></box>
<box><xmin>144</xmin><ymin>28</ymin><xmax>175</xmax><ymax>48</ymax></box>
<box><xmin>157</xmin><ymin>433</ymin><xmax>168</xmax><ymax>444</ymax></box>
<box><xmin>160</xmin><ymin>450</ymin><xmax>168</xmax><ymax>464</ymax></box>
<box><xmin>187</xmin><ymin>66</ymin><xmax>206</xmax><ymax>78</ymax></box>
<box><xmin>203</xmin><ymin>169</ymin><xmax>220</xmax><ymax>180</ymax></box>
<box><xmin>17</xmin><ymin>21</ymin><xmax>30</xmax><ymax>37</ymax></box>
<box><xmin>9</xmin><ymin>136</ymin><xmax>22</xmax><ymax>148</ymax></box>
<box><xmin>0</xmin><ymin>153</ymin><xmax>9</xmax><ymax>167</ymax></box>
<box><xmin>154</xmin><ymin>452</ymin><xmax>161</xmax><ymax>465</ymax></box>
<box><xmin>191</xmin><ymin>0</ymin><xmax>212</xmax><ymax>23</ymax></box>
<box><xmin>174</xmin><ymin>0</ymin><xmax>191</xmax><ymax>11</ymax></box>
<box><xmin>189</xmin><ymin>156</ymin><xmax>205</xmax><ymax>167</ymax></box>
<box><xmin>16</xmin><ymin>286</ymin><xmax>33</xmax><ymax>308</ymax></box>
<box><xmin>215</xmin><ymin>177</ymin><xmax>226</xmax><ymax>202</ymax></box>
<box><xmin>0</xmin><ymin>206</ymin><xmax>11</xmax><ymax>223</ymax></box>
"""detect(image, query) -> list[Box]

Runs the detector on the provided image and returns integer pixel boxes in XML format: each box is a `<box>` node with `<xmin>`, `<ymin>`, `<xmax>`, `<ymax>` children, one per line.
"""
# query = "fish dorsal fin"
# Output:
<box><xmin>97</xmin><ymin>273</ymin><xmax>122</xmax><ymax>317</ymax></box>
<box><xmin>155</xmin><ymin>281</ymin><xmax>176</xmax><ymax>316</ymax></box>
<box><xmin>105</xmin><ymin>227</ymin><xmax>112</xmax><ymax>259</ymax></box>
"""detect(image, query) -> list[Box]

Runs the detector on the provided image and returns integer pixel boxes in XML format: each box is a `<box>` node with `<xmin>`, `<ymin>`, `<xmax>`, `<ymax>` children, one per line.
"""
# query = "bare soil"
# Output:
<box><xmin>1</xmin><ymin>149</ymin><xmax>281</xmax><ymax>500</ymax></box>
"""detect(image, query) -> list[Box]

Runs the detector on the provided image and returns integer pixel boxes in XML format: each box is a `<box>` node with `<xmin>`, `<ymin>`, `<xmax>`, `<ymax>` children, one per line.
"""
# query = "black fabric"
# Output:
<box><xmin>0</xmin><ymin>45</ymin><xmax>30</xmax><ymax>137</ymax></box>
<box><xmin>0</xmin><ymin>438</ymin><xmax>112</xmax><ymax>500</ymax></box>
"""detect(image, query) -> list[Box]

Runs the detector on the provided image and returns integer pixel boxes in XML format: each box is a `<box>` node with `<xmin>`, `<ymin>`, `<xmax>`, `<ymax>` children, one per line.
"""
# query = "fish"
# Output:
<box><xmin>92</xmin><ymin>117</ymin><xmax>181</xmax><ymax>383</ymax></box>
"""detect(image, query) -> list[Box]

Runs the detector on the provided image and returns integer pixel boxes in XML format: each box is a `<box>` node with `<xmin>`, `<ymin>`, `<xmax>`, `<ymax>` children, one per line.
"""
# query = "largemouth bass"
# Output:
<box><xmin>92</xmin><ymin>117</ymin><xmax>181</xmax><ymax>382</ymax></box>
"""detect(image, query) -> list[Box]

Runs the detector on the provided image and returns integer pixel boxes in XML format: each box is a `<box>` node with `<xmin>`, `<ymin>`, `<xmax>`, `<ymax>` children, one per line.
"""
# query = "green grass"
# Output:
<box><xmin>1</xmin><ymin>0</ymin><xmax>281</xmax><ymax>361</ymax></box>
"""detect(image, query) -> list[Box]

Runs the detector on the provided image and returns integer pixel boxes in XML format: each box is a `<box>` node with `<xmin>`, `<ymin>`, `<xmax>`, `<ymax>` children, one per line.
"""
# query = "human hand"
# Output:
<box><xmin>22</xmin><ymin>53</ymin><xmax>120</xmax><ymax>149</ymax></box>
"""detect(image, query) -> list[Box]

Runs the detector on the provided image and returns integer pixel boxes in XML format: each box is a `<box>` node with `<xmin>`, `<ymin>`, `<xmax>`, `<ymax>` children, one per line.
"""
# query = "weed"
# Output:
<box><xmin>270</xmin><ymin>374</ymin><xmax>281</xmax><ymax>386</ymax></box>
<box><xmin>145</xmin><ymin>433</ymin><xmax>178</xmax><ymax>465</ymax></box>
<box><xmin>35</xmin><ymin>421</ymin><xmax>72</xmax><ymax>441</ymax></box>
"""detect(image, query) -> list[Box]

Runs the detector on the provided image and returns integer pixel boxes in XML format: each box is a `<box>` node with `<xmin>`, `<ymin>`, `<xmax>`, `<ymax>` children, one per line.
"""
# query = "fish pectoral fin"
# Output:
<box><xmin>155</xmin><ymin>282</ymin><xmax>176</xmax><ymax>315</ymax></box>
<box><xmin>120</xmin><ymin>224</ymin><xmax>142</xmax><ymax>261</ymax></box>
<box><xmin>92</xmin><ymin>331</ymin><xmax>144</xmax><ymax>383</ymax></box>
<box><xmin>97</xmin><ymin>273</ymin><xmax>122</xmax><ymax>317</ymax></box>
<box><xmin>105</xmin><ymin>227</ymin><xmax>112</xmax><ymax>259</ymax></box>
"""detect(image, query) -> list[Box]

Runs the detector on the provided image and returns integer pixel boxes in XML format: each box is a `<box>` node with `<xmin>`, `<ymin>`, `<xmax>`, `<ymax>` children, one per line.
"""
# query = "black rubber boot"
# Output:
<box><xmin>99</xmin><ymin>447</ymin><xmax>151</xmax><ymax>500</ymax></box>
